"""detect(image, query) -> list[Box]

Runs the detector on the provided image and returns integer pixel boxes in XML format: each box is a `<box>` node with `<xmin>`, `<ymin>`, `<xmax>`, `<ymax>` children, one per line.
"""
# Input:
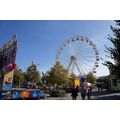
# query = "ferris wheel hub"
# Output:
<box><xmin>70</xmin><ymin>55</ymin><xmax>77</xmax><ymax>61</ymax></box>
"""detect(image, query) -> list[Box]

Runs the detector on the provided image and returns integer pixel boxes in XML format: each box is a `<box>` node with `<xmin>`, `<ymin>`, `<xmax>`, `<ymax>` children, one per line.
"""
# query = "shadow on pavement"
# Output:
<box><xmin>91</xmin><ymin>90</ymin><xmax>111</xmax><ymax>97</ymax></box>
<box><xmin>92</xmin><ymin>95</ymin><xmax>120</xmax><ymax>100</ymax></box>
<box><xmin>90</xmin><ymin>90</ymin><xmax>120</xmax><ymax>100</ymax></box>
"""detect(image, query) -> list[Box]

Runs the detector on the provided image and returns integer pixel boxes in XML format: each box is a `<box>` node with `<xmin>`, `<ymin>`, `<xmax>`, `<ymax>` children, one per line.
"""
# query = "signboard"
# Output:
<box><xmin>2</xmin><ymin>63</ymin><xmax>16</xmax><ymax>90</ymax></box>
<box><xmin>2</xmin><ymin>69</ymin><xmax>15</xmax><ymax>90</ymax></box>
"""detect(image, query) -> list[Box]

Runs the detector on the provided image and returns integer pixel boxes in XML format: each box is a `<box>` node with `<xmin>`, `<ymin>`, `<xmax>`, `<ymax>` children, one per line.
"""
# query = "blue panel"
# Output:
<box><xmin>12</xmin><ymin>91</ymin><xmax>21</xmax><ymax>99</ymax></box>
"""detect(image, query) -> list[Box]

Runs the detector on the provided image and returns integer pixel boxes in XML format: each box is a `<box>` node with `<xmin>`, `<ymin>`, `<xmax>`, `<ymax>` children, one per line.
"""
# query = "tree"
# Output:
<box><xmin>86</xmin><ymin>72</ymin><xmax>96</xmax><ymax>84</ymax></box>
<box><xmin>25</xmin><ymin>62</ymin><xmax>41</xmax><ymax>83</ymax></box>
<box><xmin>13</xmin><ymin>68</ymin><xmax>25</xmax><ymax>88</ymax></box>
<box><xmin>104</xmin><ymin>20</ymin><xmax>120</xmax><ymax>79</ymax></box>
<box><xmin>44</xmin><ymin>62</ymin><xmax>70</xmax><ymax>87</ymax></box>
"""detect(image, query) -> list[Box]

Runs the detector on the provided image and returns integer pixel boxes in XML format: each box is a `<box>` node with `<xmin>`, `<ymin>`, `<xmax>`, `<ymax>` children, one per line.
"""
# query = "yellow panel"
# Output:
<box><xmin>75</xmin><ymin>79</ymin><xmax>80</xmax><ymax>86</ymax></box>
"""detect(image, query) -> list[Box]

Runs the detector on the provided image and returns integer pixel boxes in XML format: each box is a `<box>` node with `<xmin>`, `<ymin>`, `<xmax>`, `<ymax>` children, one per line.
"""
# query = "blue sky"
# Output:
<box><xmin>0</xmin><ymin>20</ymin><xmax>114</xmax><ymax>76</ymax></box>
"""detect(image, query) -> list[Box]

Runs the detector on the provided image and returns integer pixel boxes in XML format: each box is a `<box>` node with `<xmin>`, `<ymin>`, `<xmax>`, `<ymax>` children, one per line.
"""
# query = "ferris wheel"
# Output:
<box><xmin>56</xmin><ymin>35</ymin><xmax>99</xmax><ymax>76</ymax></box>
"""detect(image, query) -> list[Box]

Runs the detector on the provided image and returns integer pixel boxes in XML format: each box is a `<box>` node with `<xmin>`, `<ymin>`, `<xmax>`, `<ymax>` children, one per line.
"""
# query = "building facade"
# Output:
<box><xmin>0</xmin><ymin>35</ymin><xmax>18</xmax><ymax>70</ymax></box>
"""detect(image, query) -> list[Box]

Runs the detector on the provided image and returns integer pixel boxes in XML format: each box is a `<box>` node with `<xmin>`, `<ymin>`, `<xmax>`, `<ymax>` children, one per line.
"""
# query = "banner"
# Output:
<box><xmin>2</xmin><ymin>70</ymin><xmax>15</xmax><ymax>90</ymax></box>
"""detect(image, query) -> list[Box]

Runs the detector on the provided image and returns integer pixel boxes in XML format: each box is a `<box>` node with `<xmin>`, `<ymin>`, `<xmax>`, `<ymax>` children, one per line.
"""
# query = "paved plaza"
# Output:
<box><xmin>45</xmin><ymin>90</ymin><xmax>120</xmax><ymax>100</ymax></box>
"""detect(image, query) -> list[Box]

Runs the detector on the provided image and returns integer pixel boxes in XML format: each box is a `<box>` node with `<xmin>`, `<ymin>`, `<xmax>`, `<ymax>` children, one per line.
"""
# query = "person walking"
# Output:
<box><xmin>71</xmin><ymin>87</ymin><xmax>78</xmax><ymax>100</ymax></box>
<box><xmin>87</xmin><ymin>89</ymin><xmax>91</xmax><ymax>100</ymax></box>
<box><xmin>80</xmin><ymin>86</ymin><xmax>86</xmax><ymax>100</ymax></box>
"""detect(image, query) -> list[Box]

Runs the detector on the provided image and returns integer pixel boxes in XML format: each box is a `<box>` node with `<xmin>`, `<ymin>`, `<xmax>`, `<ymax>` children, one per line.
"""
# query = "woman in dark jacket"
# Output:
<box><xmin>71</xmin><ymin>87</ymin><xmax>78</xmax><ymax>100</ymax></box>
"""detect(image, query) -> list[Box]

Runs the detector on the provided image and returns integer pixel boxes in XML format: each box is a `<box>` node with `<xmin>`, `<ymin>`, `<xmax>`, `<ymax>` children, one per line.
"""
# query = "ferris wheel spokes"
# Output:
<box><xmin>56</xmin><ymin>35</ymin><xmax>99</xmax><ymax>76</ymax></box>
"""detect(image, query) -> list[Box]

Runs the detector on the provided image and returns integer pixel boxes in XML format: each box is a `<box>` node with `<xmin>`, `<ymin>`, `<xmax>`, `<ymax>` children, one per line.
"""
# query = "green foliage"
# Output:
<box><xmin>13</xmin><ymin>63</ymin><xmax>41</xmax><ymax>88</ymax></box>
<box><xmin>50</xmin><ymin>90</ymin><xmax>66</xmax><ymax>97</ymax></box>
<box><xmin>25</xmin><ymin>63</ymin><xmax>41</xmax><ymax>83</ymax></box>
<box><xmin>13</xmin><ymin>68</ymin><xmax>25</xmax><ymax>87</ymax></box>
<box><xmin>44</xmin><ymin>62</ymin><xmax>70</xmax><ymax>86</ymax></box>
<box><xmin>86</xmin><ymin>72</ymin><xmax>96</xmax><ymax>84</ymax></box>
<box><xmin>0</xmin><ymin>62</ymin><xmax>41</xmax><ymax>88</ymax></box>
<box><xmin>104</xmin><ymin>20</ymin><xmax>120</xmax><ymax>79</ymax></box>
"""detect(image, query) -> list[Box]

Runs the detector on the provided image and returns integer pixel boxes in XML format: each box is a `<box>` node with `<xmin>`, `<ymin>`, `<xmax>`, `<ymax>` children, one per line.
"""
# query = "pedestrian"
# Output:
<box><xmin>97</xmin><ymin>83</ymin><xmax>100</xmax><ymax>91</ymax></box>
<box><xmin>90</xmin><ymin>86</ymin><xmax>92</xmax><ymax>92</ymax></box>
<box><xmin>71</xmin><ymin>87</ymin><xmax>78</xmax><ymax>100</ymax></box>
<box><xmin>87</xmin><ymin>89</ymin><xmax>91</xmax><ymax>100</ymax></box>
<box><xmin>80</xmin><ymin>86</ymin><xmax>86</xmax><ymax>100</ymax></box>
<box><xmin>76</xmin><ymin>86</ymin><xmax>79</xmax><ymax>93</ymax></box>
